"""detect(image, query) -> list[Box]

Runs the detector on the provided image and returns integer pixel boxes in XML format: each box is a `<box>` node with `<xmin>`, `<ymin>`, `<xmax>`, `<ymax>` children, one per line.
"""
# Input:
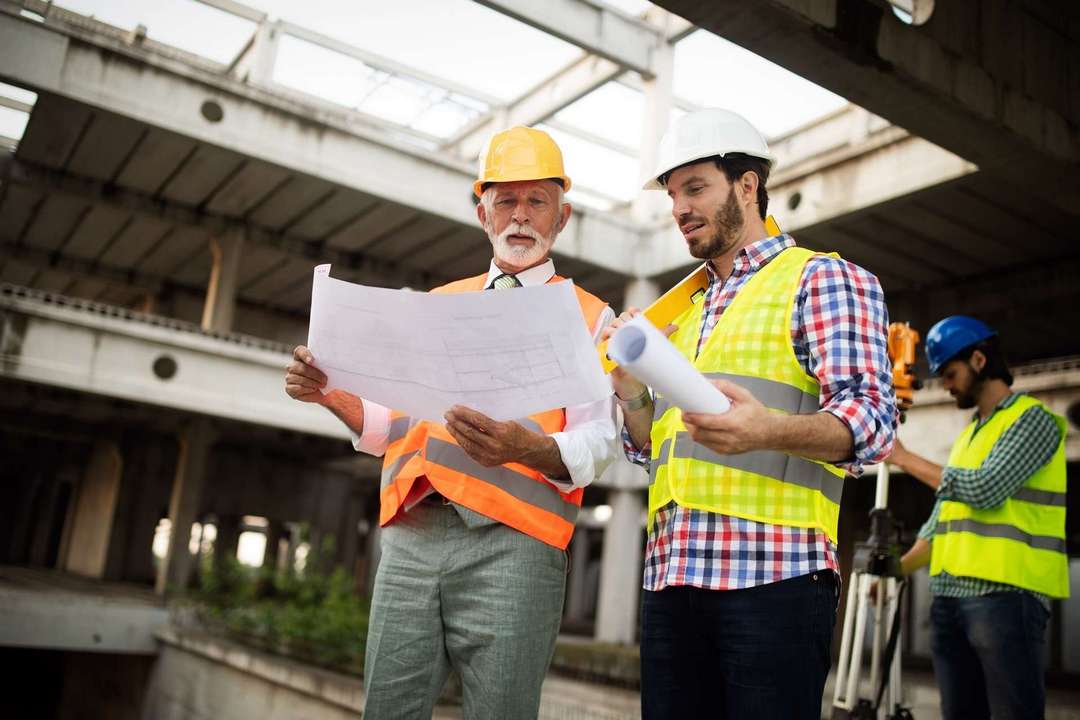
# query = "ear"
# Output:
<box><xmin>476</xmin><ymin>200</ymin><xmax>487</xmax><ymax>227</ymax></box>
<box><xmin>738</xmin><ymin>171</ymin><xmax>758</xmax><ymax>202</ymax></box>
<box><xmin>969</xmin><ymin>349</ymin><xmax>987</xmax><ymax>373</ymax></box>
<box><xmin>557</xmin><ymin>201</ymin><xmax>572</xmax><ymax>232</ymax></box>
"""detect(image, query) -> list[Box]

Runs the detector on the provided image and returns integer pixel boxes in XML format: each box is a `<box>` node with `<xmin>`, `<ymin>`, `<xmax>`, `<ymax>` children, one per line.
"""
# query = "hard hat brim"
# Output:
<box><xmin>642</xmin><ymin>149</ymin><xmax>776</xmax><ymax>191</ymax></box>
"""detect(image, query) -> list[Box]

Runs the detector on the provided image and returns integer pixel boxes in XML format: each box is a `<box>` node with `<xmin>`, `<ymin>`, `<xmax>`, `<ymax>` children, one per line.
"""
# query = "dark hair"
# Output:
<box><xmin>715</xmin><ymin>154</ymin><xmax>770</xmax><ymax>220</ymax></box>
<box><xmin>955</xmin><ymin>336</ymin><xmax>1014</xmax><ymax>386</ymax></box>
<box><xmin>659</xmin><ymin>153</ymin><xmax>771</xmax><ymax>220</ymax></box>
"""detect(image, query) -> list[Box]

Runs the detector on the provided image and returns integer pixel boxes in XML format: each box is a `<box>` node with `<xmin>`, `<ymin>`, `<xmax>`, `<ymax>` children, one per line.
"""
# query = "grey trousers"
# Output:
<box><xmin>362</xmin><ymin>499</ymin><xmax>567</xmax><ymax>720</ymax></box>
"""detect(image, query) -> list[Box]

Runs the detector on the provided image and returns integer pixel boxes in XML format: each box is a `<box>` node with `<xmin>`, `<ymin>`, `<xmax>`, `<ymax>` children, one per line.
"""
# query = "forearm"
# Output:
<box><xmin>622</xmin><ymin>400</ymin><xmax>654</xmax><ymax>451</ymax></box>
<box><xmin>891</xmin><ymin>448</ymin><xmax>943</xmax><ymax>490</ymax></box>
<box><xmin>520</xmin><ymin>434</ymin><xmax>570</xmax><ymax>480</ymax></box>
<box><xmin>900</xmin><ymin>538</ymin><xmax>932</xmax><ymax>576</ymax></box>
<box><xmin>768</xmin><ymin>411</ymin><xmax>854</xmax><ymax>464</ymax></box>
<box><xmin>321</xmin><ymin>390</ymin><xmax>365</xmax><ymax>437</ymax></box>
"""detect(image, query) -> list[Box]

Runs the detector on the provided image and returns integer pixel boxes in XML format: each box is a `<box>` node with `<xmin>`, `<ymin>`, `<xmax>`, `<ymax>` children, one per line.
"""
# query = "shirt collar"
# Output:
<box><xmin>484</xmin><ymin>258</ymin><xmax>555</xmax><ymax>288</ymax></box>
<box><xmin>705</xmin><ymin>233</ymin><xmax>795</xmax><ymax>282</ymax></box>
<box><xmin>971</xmin><ymin>391</ymin><xmax>1022</xmax><ymax>424</ymax></box>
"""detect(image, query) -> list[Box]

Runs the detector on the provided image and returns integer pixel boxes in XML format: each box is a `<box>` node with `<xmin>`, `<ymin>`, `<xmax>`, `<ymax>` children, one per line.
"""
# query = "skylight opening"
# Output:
<box><xmin>53</xmin><ymin>0</ymin><xmax>256</xmax><ymax>65</ymax></box>
<box><xmin>673</xmin><ymin>30</ymin><xmax>848</xmax><ymax>139</ymax></box>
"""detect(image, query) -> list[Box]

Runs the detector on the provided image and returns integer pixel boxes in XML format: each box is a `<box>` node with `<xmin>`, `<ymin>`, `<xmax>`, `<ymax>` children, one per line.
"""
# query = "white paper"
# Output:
<box><xmin>608</xmin><ymin>315</ymin><xmax>730</xmax><ymax>415</ymax></box>
<box><xmin>307</xmin><ymin>265</ymin><xmax>610</xmax><ymax>422</ymax></box>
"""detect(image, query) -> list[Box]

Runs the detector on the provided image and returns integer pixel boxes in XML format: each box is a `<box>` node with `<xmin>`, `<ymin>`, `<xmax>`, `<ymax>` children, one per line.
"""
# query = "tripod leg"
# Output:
<box><xmin>833</xmin><ymin>571</ymin><xmax>861</xmax><ymax>708</ymax></box>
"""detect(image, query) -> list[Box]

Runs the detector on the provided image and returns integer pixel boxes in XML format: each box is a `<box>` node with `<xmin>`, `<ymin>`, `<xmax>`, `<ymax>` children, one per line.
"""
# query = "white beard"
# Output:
<box><xmin>488</xmin><ymin>222</ymin><xmax>554</xmax><ymax>268</ymax></box>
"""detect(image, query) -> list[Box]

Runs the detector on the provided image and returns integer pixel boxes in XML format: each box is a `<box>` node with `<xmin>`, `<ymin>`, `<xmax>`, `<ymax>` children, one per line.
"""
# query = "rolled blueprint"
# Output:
<box><xmin>607</xmin><ymin>315</ymin><xmax>731</xmax><ymax>415</ymax></box>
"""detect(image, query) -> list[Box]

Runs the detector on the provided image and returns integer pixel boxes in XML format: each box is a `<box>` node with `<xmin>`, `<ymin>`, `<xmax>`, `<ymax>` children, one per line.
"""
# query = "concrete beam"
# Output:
<box><xmin>0</xmin><ymin>155</ymin><xmax>448</xmax><ymax>289</ymax></box>
<box><xmin>0</xmin><ymin>580</ymin><xmax>167</xmax><ymax>654</ymax></box>
<box><xmin>445</xmin><ymin>53</ymin><xmax>623</xmax><ymax>160</ymax></box>
<box><xmin>63</xmin><ymin>440</ymin><xmax>123</xmax><ymax>578</ymax></box>
<box><xmin>475</xmin><ymin>0</ymin><xmax>665</xmax><ymax>77</ymax></box>
<box><xmin>0</xmin><ymin>286</ymin><xmax>350</xmax><ymax>439</ymax></box>
<box><xmin>0</xmin><ymin>10</ymin><xmax>639</xmax><ymax>274</ymax></box>
<box><xmin>648</xmin><ymin>0</ymin><xmax>1080</xmax><ymax>214</ymax></box>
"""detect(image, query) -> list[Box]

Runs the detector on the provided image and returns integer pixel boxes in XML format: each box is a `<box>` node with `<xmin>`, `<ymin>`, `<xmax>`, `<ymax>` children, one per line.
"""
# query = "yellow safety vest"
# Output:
<box><xmin>648</xmin><ymin>246</ymin><xmax>847</xmax><ymax>542</ymax></box>
<box><xmin>931</xmin><ymin>394</ymin><xmax>1069</xmax><ymax>598</ymax></box>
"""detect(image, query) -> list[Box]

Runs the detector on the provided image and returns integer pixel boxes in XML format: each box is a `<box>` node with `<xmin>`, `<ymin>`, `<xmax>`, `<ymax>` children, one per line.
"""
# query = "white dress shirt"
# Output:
<box><xmin>352</xmin><ymin>258</ymin><xmax>618</xmax><ymax>490</ymax></box>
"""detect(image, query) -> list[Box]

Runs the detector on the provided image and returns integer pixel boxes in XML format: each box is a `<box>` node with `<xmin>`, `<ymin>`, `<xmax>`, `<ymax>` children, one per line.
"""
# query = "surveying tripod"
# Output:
<box><xmin>831</xmin><ymin>323</ymin><xmax>920</xmax><ymax>720</ymax></box>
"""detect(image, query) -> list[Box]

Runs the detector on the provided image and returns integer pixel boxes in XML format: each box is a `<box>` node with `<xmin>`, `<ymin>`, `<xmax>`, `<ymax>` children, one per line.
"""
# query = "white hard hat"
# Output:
<box><xmin>642</xmin><ymin>108</ymin><xmax>774</xmax><ymax>190</ymax></box>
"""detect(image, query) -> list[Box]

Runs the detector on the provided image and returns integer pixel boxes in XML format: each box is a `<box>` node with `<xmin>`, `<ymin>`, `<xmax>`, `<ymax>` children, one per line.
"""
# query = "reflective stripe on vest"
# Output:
<box><xmin>646</xmin><ymin>431</ymin><xmax>844</xmax><ymax>505</ymax></box>
<box><xmin>377</xmin><ymin>271</ymin><xmax>606</xmax><ymax>549</ymax></box>
<box><xmin>652</xmin><ymin>372</ymin><xmax>820</xmax><ymax>421</ymax></box>
<box><xmin>934</xmin><ymin>518</ymin><xmax>1067</xmax><ymax>554</ymax></box>
<box><xmin>647</xmin><ymin>246</ymin><xmax>846</xmax><ymax>542</ymax></box>
<box><xmin>426</xmin><ymin>438</ymin><xmax>579</xmax><ymax>524</ymax></box>
<box><xmin>930</xmin><ymin>394</ymin><xmax>1069</xmax><ymax>598</ymax></box>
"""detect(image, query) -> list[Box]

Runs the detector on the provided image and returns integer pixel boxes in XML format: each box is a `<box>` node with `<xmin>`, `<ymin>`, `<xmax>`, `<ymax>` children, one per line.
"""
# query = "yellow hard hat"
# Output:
<box><xmin>474</xmin><ymin>126</ymin><xmax>572</xmax><ymax>197</ymax></box>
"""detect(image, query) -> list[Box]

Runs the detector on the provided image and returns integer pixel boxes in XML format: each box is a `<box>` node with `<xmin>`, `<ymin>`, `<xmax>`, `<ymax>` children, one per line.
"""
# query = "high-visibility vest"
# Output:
<box><xmin>378</xmin><ymin>273</ymin><xmax>608</xmax><ymax>550</ymax></box>
<box><xmin>931</xmin><ymin>394</ymin><xmax>1069</xmax><ymax>598</ymax></box>
<box><xmin>648</xmin><ymin>246</ymin><xmax>847</xmax><ymax>542</ymax></box>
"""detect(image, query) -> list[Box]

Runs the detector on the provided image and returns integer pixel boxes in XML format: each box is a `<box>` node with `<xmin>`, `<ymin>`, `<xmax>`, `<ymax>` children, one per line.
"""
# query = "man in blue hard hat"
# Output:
<box><xmin>887</xmin><ymin>315</ymin><xmax>1068</xmax><ymax>720</ymax></box>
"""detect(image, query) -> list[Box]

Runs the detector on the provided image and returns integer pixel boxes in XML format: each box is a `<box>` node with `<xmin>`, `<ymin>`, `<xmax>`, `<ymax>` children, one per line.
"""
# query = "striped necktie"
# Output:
<box><xmin>489</xmin><ymin>273</ymin><xmax>521</xmax><ymax>290</ymax></box>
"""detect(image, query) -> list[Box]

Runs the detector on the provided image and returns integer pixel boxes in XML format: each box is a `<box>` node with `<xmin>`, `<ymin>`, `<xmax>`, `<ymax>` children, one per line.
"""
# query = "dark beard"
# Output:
<box><xmin>688</xmin><ymin>185</ymin><xmax>744</xmax><ymax>260</ymax></box>
<box><xmin>954</xmin><ymin>375</ymin><xmax>983</xmax><ymax>409</ymax></box>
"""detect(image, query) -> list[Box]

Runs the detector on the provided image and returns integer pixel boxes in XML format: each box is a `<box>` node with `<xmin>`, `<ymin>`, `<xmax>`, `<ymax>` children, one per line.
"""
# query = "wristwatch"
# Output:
<box><xmin>615</xmin><ymin>387</ymin><xmax>651</xmax><ymax>412</ymax></box>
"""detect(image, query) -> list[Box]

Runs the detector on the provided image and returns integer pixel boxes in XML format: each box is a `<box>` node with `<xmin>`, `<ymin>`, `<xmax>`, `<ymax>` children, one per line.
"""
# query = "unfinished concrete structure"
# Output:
<box><xmin>0</xmin><ymin>0</ymin><xmax>1077</xmax><ymax>714</ymax></box>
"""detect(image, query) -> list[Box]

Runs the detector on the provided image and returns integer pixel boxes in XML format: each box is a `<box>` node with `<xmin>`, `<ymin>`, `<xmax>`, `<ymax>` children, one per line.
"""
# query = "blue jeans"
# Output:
<box><xmin>930</xmin><ymin>592</ymin><xmax>1049</xmax><ymax>720</ymax></box>
<box><xmin>640</xmin><ymin>572</ymin><xmax>837</xmax><ymax>720</ymax></box>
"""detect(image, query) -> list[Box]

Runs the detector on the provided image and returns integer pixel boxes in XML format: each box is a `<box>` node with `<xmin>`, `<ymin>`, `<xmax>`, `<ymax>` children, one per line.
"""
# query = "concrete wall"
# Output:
<box><xmin>141</xmin><ymin>627</ymin><xmax>363</xmax><ymax>720</ymax></box>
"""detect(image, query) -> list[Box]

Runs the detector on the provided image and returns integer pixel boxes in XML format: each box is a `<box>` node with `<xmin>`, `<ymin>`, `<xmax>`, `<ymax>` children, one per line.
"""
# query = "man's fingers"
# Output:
<box><xmin>286</xmin><ymin>372</ymin><xmax>323</xmax><ymax>390</ymax></box>
<box><xmin>445</xmin><ymin>405</ymin><xmax>494</xmax><ymax>430</ymax></box>
<box><xmin>660</xmin><ymin>323</ymin><xmax>678</xmax><ymax>338</ymax></box>
<box><xmin>711</xmin><ymin>378</ymin><xmax>753</xmax><ymax>403</ymax></box>
<box><xmin>286</xmin><ymin>360</ymin><xmax>327</xmax><ymax>385</ymax></box>
<box><xmin>682</xmin><ymin>411</ymin><xmax>735</xmax><ymax>431</ymax></box>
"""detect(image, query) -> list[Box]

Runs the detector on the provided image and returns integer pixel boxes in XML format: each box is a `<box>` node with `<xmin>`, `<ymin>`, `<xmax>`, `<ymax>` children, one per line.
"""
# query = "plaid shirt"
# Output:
<box><xmin>626</xmin><ymin>234</ymin><xmax>895</xmax><ymax>591</ymax></box>
<box><xmin>918</xmin><ymin>393</ymin><xmax>1062</xmax><ymax>605</ymax></box>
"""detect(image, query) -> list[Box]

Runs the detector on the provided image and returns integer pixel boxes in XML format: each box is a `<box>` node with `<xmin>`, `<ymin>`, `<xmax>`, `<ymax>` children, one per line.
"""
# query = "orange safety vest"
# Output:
<box><xmin>378</xmin><ymin>272</ymin><xmax>608</xmax><ymax>549</ymax></box>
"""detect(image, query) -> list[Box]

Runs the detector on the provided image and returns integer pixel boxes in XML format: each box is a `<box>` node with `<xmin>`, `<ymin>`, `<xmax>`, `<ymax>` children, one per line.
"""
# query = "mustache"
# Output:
<box><xmin>497</xmin><ymin>223</ymin><xmax>544</xmax><ymax>243</ymax></box>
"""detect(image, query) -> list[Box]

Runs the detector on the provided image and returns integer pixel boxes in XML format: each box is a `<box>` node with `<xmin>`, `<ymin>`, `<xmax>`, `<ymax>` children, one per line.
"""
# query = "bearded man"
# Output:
<box><xmin>888</xmin><ymin>317</ymin><xmax>1067</xmax><ymax>720</ymax></box>
<box><xmin>285</xmin><ymin>126</ymin><xmax>617</xmax><ymax>720</ymax></box>
<box><xmin>603</xmin><ymin>109</ymin><xmax>896</xmax><ymax>719</ymax></box>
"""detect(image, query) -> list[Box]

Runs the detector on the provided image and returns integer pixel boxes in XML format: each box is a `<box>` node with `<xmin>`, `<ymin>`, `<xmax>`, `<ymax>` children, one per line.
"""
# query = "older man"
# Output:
<box><xmin>605</xmin><ymin>109</ymin><xmax>896</xmax><ymax>719</ymax></box>
<box><xmin>285</xmin><ymin>126</ymin><xmax>616</xmax><ymax>719</ymax></box>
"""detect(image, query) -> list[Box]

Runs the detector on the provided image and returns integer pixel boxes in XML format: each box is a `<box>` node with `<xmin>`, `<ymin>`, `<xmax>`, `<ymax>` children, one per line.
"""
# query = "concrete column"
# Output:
<box><xmin>264</xmin><ymin>519</ymin><xmax>286</xmax><ymax>572</ymax></box>
<box><xmin>213</xmin><ymin>513</ymin><xmax>241</xmax><ymax>567</ymax></box>
<box><xmin>624</xmin><ymin>277</ymin><xmax>661</xmax><ymax>313</ymax></box>
<box><xmin>201</xmin><ymin>226</ymin><xmax>244</xmax><ymax>334</ymax></box>
<box><xmin>564</xmin><ymin>526</ymin><xmax>592</xmax><ymax>624</ymax></box>
<box><xmin>595</xmin><ymin>461</ymin><xmax>647</xmax><ymax>644</ymax></box>
<box><xmin>632</xmin><ymin>20</ymin><xmax>674</xmax><ymax>225</ymax></box>
<box><xmin>63</xmin><ymin>441</ymin><xmax>122</xmax><ymax>578</ymax></box>
<box><xmin>156</xmin><ymin>420</ymin><xmax>215</xmax><ymax>595</ymax></box>
<box><xmin>248</xmin><ymin>19</ymin><xmax>281</xmax><ymax>86</ymax></box>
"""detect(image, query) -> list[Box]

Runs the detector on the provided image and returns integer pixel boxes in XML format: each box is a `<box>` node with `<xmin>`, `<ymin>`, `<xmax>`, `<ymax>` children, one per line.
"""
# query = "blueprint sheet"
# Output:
<box><xmin>307</xmin><ymin>265</ymin><xmax>610</xmax><ymax>422</ymax></box>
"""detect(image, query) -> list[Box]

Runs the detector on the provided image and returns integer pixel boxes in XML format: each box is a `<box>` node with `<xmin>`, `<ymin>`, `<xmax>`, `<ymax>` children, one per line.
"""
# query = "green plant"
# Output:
<box><xmin>187</xmin><ymin>537</ymin><xmax>369</xmax><ymax>674</ymax></box>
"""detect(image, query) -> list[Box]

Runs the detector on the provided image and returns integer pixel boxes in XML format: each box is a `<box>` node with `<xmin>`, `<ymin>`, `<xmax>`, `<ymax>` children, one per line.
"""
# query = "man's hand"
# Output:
<box><xmin>444</xmin><ymin>405</ymin><xmax>542</xmax><ymax>467</ymax></box>
<box><xmin>598</xmin><ymin>308</ymin><xmax>677</xmax><ymax>401</ymax></box>
<box><xmin>682</xmin><ymin>379</ymin><xmax>777</xmax><ymax>455</ymax></box>
<box><xmin>285</xmin><ymin>345</ymin><xmax>328</xmax><ymax>405</ymax></box>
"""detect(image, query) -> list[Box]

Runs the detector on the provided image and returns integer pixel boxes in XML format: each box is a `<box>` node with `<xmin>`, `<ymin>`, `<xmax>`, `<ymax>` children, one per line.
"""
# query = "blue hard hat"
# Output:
<box><xmin>925</xmin><ymin>316</ymin><xmax>997</xmax><ymax>375</ymax></box>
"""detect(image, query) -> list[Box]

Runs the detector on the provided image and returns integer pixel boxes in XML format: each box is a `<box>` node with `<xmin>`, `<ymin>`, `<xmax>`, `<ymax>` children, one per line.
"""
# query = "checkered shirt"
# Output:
<box><xmin>626</xmin><ymin>234</ymin><xmax>896</xmax><ymax>591</ymax></box>
<box><xmin>918</xmin><ymin>393</ymin><xmax>1062</xmax><ymax>606</ymax></box>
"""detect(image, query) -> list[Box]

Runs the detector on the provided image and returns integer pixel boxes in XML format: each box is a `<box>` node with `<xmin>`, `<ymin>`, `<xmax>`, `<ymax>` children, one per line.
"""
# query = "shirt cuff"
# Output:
<box><xmin>350</xmin><ymin>398</ymin><xmax>390</xmax><ymax>456</ymax></box>
<box><xmin>546</xmin><ymin>426</ymin><xmax>613</xmax><ymax>490</ymax></box>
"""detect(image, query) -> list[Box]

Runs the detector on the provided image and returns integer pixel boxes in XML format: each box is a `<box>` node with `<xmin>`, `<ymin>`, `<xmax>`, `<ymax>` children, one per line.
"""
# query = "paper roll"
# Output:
<box><xmin>608</xmin><ymin>315</ymin><xmax>730</xmax><ymax>415</ymax></box>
